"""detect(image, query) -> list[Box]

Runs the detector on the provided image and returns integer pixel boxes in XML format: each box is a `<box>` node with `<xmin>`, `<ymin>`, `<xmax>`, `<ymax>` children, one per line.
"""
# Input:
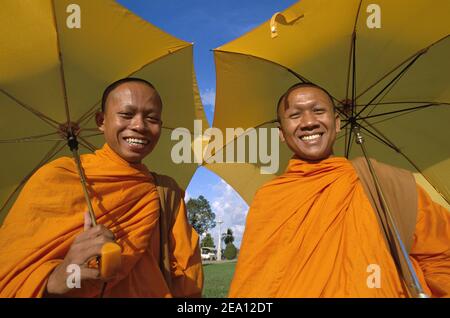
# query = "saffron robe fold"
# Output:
<box><xmin>229</xmin><ymin>157</ymin><xmax>450</xmax><ymax>297</ymax></box>
<box><xmin>0</xmin><ymin>144</ymin><xmax>203</xmax><ymax>297</ymax></box>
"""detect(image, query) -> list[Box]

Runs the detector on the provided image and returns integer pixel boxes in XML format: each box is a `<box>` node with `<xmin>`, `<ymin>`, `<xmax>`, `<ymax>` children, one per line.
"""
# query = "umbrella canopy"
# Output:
<box><xmin>0</xmin><ymin>0</ymin><xmax>208</xmax><ymax>223</ymax></box>
<box><xmin>205</xmin><ymin>0</ymin><xmax>450</xmax><ymax>209</ymax></box>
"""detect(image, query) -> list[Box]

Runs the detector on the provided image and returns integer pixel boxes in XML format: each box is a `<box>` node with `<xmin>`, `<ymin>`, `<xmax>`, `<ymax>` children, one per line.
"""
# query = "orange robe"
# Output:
<box><xmin>0</xmin><ymin>144</ymin><xmax>203</xmax><ymax>297</ymax></box>
<box><xmin>229</xmin><ymin>157</ymin><xmax>450</xmax><ymax>297</ymax></box>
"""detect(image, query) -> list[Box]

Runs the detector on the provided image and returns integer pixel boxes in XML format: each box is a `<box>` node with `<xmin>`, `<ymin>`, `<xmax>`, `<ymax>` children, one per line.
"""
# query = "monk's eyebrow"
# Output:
<box><xmin>120</xmin><ymin>104</ymin><xmax>137</xmax><ymax>111</ymax></box>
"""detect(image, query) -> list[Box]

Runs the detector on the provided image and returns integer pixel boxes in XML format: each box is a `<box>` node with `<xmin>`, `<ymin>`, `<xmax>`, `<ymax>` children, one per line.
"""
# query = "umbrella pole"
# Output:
<box><xmin>67</xmin><ymin>131</ymin><xmax>97</xmax><ymax>227</ymax></box>
<box><xmin>67</xmin><ymin>129</ymin><xmax>108</xmax><ymax>298</ymax></box>
<box><xmin>352</xmin><ymin>125</ymin><xmax>428</xmax><ymax>298</ymax></box>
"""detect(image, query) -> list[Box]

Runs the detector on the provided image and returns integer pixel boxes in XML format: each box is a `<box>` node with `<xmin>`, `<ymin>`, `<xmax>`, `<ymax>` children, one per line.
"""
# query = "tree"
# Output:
<box><xmin>186</xmin><ymin>195</ymin><xmax>216</xmax><ymax>237</ymax></box>
<box><xmin>221</xmin><ymin>228</ymin><xmax>235</xmax><ymax>245</ymax></box>
<box><xmin>223</xmin><ymin>243</ymin><xmax>237</xmax><ymax>260</ymax></box>
<box><xmin>201</xmin><ymin>233</ymin><xmax>215</xmax><ymax>249</ymax></box>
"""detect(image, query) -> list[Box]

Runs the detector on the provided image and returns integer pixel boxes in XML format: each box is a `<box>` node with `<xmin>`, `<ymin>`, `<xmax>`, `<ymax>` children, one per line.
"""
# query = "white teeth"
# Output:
<box><xmin>125</xmin><ymin>138</ymin><xmax>148</xmax><ymax>145</ymax></box>
<box><xmin>300</xmin><ymin>134</ymin><xmax>321</xmax><ymax>141</ymax></box>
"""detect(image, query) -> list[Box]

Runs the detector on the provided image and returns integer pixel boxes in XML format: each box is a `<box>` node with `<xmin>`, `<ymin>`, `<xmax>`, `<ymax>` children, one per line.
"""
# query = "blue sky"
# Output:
<box><xmin>118</xmin><ymin>0</ymin><xmax>298</xmax><ymax>247</ymax></box>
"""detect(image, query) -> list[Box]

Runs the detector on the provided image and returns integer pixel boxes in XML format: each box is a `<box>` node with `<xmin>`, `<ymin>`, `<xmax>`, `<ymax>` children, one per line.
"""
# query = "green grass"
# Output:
<box><xmin>202</xmin><ymin>261</ymin><xmax>236</xmax><ymax>298</ymax></box>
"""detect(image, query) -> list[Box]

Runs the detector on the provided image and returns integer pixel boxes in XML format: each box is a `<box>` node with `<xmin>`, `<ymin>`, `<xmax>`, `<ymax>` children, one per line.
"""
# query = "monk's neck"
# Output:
<box><xmin>96</xmin><ymin>143</ymin><xmax>149</xmax><ymax>172</ymax></box>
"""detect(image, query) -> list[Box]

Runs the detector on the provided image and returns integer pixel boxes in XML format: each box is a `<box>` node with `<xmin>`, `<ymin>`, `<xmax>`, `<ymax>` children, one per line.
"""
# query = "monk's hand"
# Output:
<box><xmin>46</xmin><ymin>212</ymin><xmax>116</xmax><ymax>295</ymax></box>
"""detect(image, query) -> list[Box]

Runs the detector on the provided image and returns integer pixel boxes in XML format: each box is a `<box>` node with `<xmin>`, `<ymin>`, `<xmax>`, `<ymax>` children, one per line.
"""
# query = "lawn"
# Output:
<box><xmin>202</xmin><ymin>261</ymin><xmax>236</xmax><ymax>298</ymax></box>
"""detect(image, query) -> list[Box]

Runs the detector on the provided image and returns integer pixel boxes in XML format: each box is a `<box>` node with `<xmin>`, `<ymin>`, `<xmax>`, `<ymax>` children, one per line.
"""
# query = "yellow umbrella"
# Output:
<box><xmin>205</xmin><ymin>0</ymin><xmax>450</xmax><ymax>210</ymax></box>
<box><xmin>0</xmin><ymin>0</ymin><xmax>208</xmax><ymax>224</ymax></box>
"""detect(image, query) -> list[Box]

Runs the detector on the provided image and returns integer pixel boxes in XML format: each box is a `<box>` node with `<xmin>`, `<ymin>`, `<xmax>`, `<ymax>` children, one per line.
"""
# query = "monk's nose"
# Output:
<box><xmin>299</xmin><ymin>112</ymin><xmax>319</xmax><ymax>130</ymax></box>
<box><xmin>130</xmin><ymin>115</ymin><xmax>146</xmax><ymax>131</ymax></box>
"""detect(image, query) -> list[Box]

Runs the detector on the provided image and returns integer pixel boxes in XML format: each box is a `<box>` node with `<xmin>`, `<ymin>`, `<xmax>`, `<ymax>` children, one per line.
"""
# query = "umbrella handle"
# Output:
<box><xmin>353</xmin><ymin>125</ymin><xmax>428</xmax><ymax>298</ymax></box>
<box><xmin>68</xmin><ymin>133</ymin><xmax>122</xmax><ymax>295</ymax></box>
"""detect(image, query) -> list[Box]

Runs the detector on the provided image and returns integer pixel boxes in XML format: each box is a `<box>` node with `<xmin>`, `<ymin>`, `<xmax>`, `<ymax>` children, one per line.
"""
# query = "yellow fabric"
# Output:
<box><xmin>207</xmin><ymin>0</ymin><xmax>450</xmax><ymax>207</ymax></box>
<box><xmin>1</xmin><ymin>0</ymin><xmax>208</xmax><ymax>223</ymax></box>
<box><xmin>0</xmin><ymin>143</ymin><xmax>203</xmax><ymax>297</ymax></box>
<box><xmin>229</xmin><ymin>157</ymin><xmax>450</xmax><ymax>297</ymax></box>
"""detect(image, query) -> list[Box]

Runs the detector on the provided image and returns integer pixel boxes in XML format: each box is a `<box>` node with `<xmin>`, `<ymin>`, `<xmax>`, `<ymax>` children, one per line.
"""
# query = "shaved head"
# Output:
<box><xmin>277</xmin><ymin>83</ymin><xmax>335</xmax><ymax>122</ymax></box>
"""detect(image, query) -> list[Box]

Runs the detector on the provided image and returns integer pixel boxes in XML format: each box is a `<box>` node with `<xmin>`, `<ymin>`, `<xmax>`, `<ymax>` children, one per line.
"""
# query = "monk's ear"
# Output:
<box><xmin>335</xmin><ymin>113</ymin><xmax>341</xmax><ymax>133</ymax></box>
<box><xmin>278</xmin><ymin>123</ymin><xmax>286</xmax><ymax>143</ymax></box>
<box><xmin>95</xmin><ymin>111</ymin><xmax>105</xmax><ymax>132</ymax></box>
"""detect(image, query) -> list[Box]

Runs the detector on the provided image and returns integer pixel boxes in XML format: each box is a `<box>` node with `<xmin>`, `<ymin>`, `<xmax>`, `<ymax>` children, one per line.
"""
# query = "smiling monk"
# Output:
<box><xmin>229</xmin><ymin>83</ymin><xmax>450</xmax><ymax>298</ymax></box>
<box><xmin>0</xmin><ymin>78</ymin><xmax>203</xmax><ymax>298</ymax></box>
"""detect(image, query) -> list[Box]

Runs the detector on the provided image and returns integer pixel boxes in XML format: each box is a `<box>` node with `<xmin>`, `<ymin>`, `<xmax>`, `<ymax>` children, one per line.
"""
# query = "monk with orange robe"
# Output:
<box><xmin>0</xmin><ymin>78</ymin><xmax>203</xmax><ymax>297</ymax></box>
<box><xmin>229</xmin><ymin>83</ymin><xmax>450</xmax><ymax>298</ymax></box>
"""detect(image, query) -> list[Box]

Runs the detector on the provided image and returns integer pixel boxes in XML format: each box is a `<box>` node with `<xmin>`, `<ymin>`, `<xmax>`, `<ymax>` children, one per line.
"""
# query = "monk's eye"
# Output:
<box><xmin>118</xmin><ymin>112</ymin><xmax>133</xmax><ymax>119</ymax></box>
<box><xmin>146</xmin><ymin>116</ymin><xmax>161</xmax><ymax>124</ymax></box>
<box><xmin>313</xmin><ymin>108</ymin><xmax>325</xmax><ymax>114</ymax></box>
<box><xmin>289</xmin><ymin>113</ymin><xmax>300</xmax><ymax>119</ymax></box>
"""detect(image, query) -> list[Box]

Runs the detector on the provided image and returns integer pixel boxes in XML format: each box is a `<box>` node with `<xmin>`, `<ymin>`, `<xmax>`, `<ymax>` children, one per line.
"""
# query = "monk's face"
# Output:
<box><xmin>278</xmin><ymin>86</ymin><xmax>340</xmax><ymax>161</ymax></box>
<box><xmin>96</xmin><ymin>82</ymin><xmax>162</xmax><ymax>163</ymax></box>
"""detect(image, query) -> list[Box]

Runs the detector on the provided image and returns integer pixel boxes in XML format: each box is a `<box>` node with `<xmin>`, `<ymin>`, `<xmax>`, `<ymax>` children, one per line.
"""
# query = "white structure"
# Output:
<box><xmin>217</xmin><ymin>220</ymin><xmax>223</xmax><ymax>261</ymax></box>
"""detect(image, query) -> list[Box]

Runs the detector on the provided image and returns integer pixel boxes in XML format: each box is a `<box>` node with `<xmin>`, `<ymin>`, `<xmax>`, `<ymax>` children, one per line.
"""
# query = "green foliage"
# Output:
<box><xmin>222</xmin><ymin>228</ymin><xmax>235</xmax><ymax>245</ymax></box>
<box><xmin>201</xmin><ymin>233</ymin><xmax>215</xmax><ymax>249</ymax></box>
<box><xmin>187</xmin><ymin>195</ymin><xmax>216</xmax><ymax>237</ymax></box>
<box><xmin>223</xmin><ymin>243</ymin><xmax>237</xmax><ymax>260</ymax></box>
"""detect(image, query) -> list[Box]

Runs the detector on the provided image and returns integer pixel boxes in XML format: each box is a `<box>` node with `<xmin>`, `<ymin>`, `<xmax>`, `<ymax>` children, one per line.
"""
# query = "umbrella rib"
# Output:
<box><xmin>78</xmin><ymin>137</ymin><xmax>97</xmax><ymax>152</ymax></box>
<box><xmin>351</xmin><ymin>32</ymin><xmax>357</xmax><ymax>118</ymax></box>
<box><xmin>361</xmin><ymin>119</ymin><xmax>399</xmax><ymax>150</ymax></box>
<box><xmin>345</xmin><ymin>128</ymin><xmax>353</xmax><ymax>158</ymax></box>
<box><xmin>344</xmin><ymin>119</ymin><xmax>398</xmax><ymax>151</ymax></box>
<box><xmin>0</xmin><ymin>132</ymin><xmax>62</xmax><ymax>143</ymax></box>
<box><xmin>77</xmin><ymin>104</ymin><xmax>100</xmax><ymax>127</ymax></box>
<box><xmin>81</xmin><ymin>128</ymin><xmax>102</xmax><ymax>132</ymax></box>
<box><xmin>340</xmin><ymin>118</ymin><xmax>353</xmax><ymax>130</ymax></box>
<box><xmin>354</xmin><ymin>51</ymin><xmax>425</xmax><ymax>119</ymax></box>
<box><xmin>79</xmin><ymin>132</ymin><xmax>103</xmax><ymax>139</ymax></box>
<box><xmin>367</xmin><ymin>105</ymin><xmax>447</xmax><ymax>127</ymax></box>
<box><xmin>364</xmin><ymin>65</ymin><xmax>413</xmax><ymax>118</ymax></box>
<box><xmin>355</xmin><ymin>34</ymin><xmax>449</xmax><ymax>101</ymax></box>
<box><xmin>0</xmin><ymin>88</ymin><xmax>60</xmax><ymax>129</ymax></box>
<box><xmin>50</xmin><ymin>0</ymin><xmax>71</xmax><ymax>126</ymax></box>
<box><xmin>0</xmin><ymin>138</ymin><xmax>63</xmax><ymax>143</ymax></box>
<box><xmin>76</xmin><ymin>45</ymin><xmax>193</xmax><ymax>127</ymax></box>
<box><xmin>345</xmin><ymin>33</ymin><xmax>355</xmax><ymax>103</ymax></box>
<box><xmin>354</xmin><ymin>101</ymin><xmax>449</xmax><ymax>107</ymax></box>
<box><xmin>286</xmin><ymin>68</ymin><xmax>307</xmax><ymax>83</ymax></box>
<box><xmin>336</xmin><ymin>131</ymin><xmax>347</xmax><ymax>142</ymax></box>
<box><xmin>344</xmin><ymin>125</ymin><xmax>348</xmax><ymax>155</ymax></box>
<box><xmin>0</xmin><ymin>141</ymin><xmax>66</xmax><ymax>214</ymax></box>
<box><xmin>359</xmin><ymin>103</ymin><xmax>444</xmax><ymax>120</ymax></box>
<box><xmin>359</xmin><ymin>125</ymin><xmax>450</xmax><ymax>207</ymax></box>
<box><xmin>345</xmin><ymin>0</ymin><xmax>363</xmax><ymax>102</ymax></box>
<box><xmin>358</xmin><ymin>124</ymin><xmax>399</xmax><ymax>153</ymax></box>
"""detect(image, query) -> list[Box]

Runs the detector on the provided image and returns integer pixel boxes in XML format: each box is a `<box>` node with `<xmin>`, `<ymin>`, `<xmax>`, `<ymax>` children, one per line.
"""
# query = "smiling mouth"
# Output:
<box><xmin>124</xmin><ymin>137</ymin><xmax>149</xmax><ymax>146</ymax></box>
<box><xmin>299</xmin><ymin>133</ymin><xmax>323</xmax><ymax>141</ymax></box>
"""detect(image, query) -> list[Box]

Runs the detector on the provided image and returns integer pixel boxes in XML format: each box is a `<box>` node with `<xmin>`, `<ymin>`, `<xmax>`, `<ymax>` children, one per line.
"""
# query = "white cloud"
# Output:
<box><xmin>210</xmin><ymin>179</ymin><xmax>249</xmax><ymax>249</ymax></box>
<box><xmin>200</xmin><ymin>88</ymin><xmax>216</xmax><ymax>110</ymax></box>
<box><xmin>184</xmin><ymin>191</ymin><xmax>191</xmax><ymax>202</ymax></box>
